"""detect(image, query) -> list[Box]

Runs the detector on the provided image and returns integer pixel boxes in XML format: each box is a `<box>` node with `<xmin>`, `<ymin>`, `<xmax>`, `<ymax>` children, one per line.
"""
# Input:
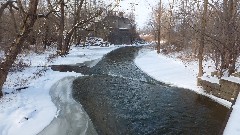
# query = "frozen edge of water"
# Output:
<box><xmin>38</xmin><ymin>76</ymin><xmax>97</xmax><ymax>135</ymax></box>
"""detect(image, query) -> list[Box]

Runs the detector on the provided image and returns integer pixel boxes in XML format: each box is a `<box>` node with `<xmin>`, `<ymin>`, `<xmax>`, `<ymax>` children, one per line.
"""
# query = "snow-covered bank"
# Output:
<box><xmin>0</xmin><ymin>69</ymin><xmax>81</xmax><ymax>135</ymax></box>
<box><xmin>135</xmin><ymin>49</ymin><xmax>231</xmax><ymax>108</ymax></box>
<box><xmin>135</xmin><ymin>48</ymin><xmax>240</xmax><ymax>135</ymax></box>
<box><xmin>38</xmin><ymin>77</ymin><xmax>97</xmax><ymax>135</ymax></box>
<box><xmin>0</xmin><ymin>45</ymin><xmax>119</xmax><ymax>135</ymax></box>
<box><xmin>224</xmin><ymin>93</ymin><xmax>240</xmax><ymax>135</ymax></box>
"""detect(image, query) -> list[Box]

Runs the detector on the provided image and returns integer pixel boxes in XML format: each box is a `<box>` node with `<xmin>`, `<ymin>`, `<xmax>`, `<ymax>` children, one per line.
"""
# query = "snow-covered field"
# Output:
<box><xmin>135</xmin><ymin>48</ymin><xmax>240</xmax><ymax>135</ymax></box>
<box><xmin>0</xmin><ymin>45</ymin><xmax>118</xmax><ymax>135</ymax></box>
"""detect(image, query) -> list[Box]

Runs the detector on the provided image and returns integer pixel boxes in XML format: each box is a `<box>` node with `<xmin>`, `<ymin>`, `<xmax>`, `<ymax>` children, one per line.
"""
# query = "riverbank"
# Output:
<box><xmin>38</xmin><ymin>77</ymin><xmax>97</xmax><ymax>135</ymax></box>
<box><xmin>0</xmin><ymin>45</ymin><xmax>118</xmax><ymax>135</ymax></box>
<box><xmin>1</xmin><ymin>44</ymin><xmax>238</xmax><ymax>135</ymax></box>
<box><xmin>135</xmin><ymin>48</ymin><xmax>240</xmax><ymax>135</ymax></box>
<box><xmin>135</xmin><ymin>48</ymin><xmax>231</xmax><ymax>107</ymax></box>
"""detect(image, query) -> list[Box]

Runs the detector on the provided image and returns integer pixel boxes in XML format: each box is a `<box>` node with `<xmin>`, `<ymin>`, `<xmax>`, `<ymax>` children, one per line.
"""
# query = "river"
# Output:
<box><xmin>71</xmin><ymin>46</ymin><xmax>228</xmax><ymax>135</ymax></box>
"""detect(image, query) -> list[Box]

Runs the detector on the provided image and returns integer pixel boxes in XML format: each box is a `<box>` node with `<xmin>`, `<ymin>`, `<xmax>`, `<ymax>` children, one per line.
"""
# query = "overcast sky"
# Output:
<box><xmin>117</xmin><ymin>0</ymin><xmax>159</xmax><ymax>28</ymax></box>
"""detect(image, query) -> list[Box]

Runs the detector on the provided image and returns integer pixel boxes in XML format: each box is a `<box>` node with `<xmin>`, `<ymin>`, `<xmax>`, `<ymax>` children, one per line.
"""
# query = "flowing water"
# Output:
<box><xmin>52</xmin><ymin>46</ymin><xmax>228</xmax><ymax>135</ymax></box>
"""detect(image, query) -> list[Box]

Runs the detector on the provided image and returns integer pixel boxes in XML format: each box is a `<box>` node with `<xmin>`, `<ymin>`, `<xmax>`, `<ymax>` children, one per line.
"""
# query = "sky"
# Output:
<box><xmin>116</xmin><ymin>0</ymin><xmax>169</xmax><ymax>29</ymax></box>
<box><xmin>0</xmin><ymin>0</ymin><xmax>162</xmax><ymax>29</ymax></box>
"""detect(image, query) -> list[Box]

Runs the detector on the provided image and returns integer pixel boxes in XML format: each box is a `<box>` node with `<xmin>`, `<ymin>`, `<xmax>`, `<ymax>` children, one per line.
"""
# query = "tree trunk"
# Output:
<box><xmin>9</xmin><ymin>5</ymin><xmax>19</xmax><ymax>36</ymax></box>
<box><xmin>0</xmin><ymin>17</ymin><xmax>2</xmax><ymax>43</ymax></box>
<box><xmin>219</xmin><ymin>0</ymin><xmax>236</xmax><ymax>76</ymax></box>
<box><xmin>227</xmin><ymin>0</ymin><xmax>236</xmax><ymax>76</ymax></box>
<box><xmin>63</xmin><ymin>0</ymin><xmax>85</xmax><ymax>54</ymax></box>
<box><xmin>43</xmin><ymin>19</ymin><xmax>50</xmax><ymax>49</ymax></box>
<box><xmin>63</xmin><ymin>31</ymin><xmax>74</xmax><ymax>54</ymax></box>
<box><xmin>197</xmin><ymin>0</ymin><xmax>208</xmax><ymax>78</ymax></box>
<box><xmin>0</xmin><ymin>0</ymin><xmax>39</xmax><ymax>97</ymax></box>
<box><xmin>157</xmin><ymin>25</ymin><xmax>161</xmax><ymax>53</ymax></box>
<box><xmin>228</xmin><ymin>53</ymin><xmax>237</xmax><ymax>75</ymax></box>
<box><xmin>168</xmin><ymin>0</ymin><xmax>174</xmax><ymax>47</ymax></box>
<box><xmin>62</xmin><ymin>8</ymin><xmax>103</xmax><ymax>55</ymax></box>
<box><xmin>0</xmin><ymin>1</ymin><xmax>13</xmax><ymax>43</ymax></box>
<box><xmin>157</xmin><ymin>0</ymin><xmax>162</xmax><ymax>54</ymax></box>
<box><xmin>58</xmin><ymin>0</ymin><xmax>65</xmax><ymax>54</ymax></box>
<box><xmin>0</xmin><ymin>1</ymin><xmax>11</xmax><ymax>18</ymax></box>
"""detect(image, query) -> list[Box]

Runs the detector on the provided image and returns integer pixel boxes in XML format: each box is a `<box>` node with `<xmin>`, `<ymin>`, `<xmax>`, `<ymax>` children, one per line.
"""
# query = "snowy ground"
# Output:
<box><xmin>38</xmin><ymin>77</ymin><xmax>97</xmax><ymax>135</ymax></box>
<box><xmin>135</xmin><ymin>48</ymin><xmax>239</xmax><ymax>135</ymax></box>
<box><xmin>135</xmin><ymin>49</ymin><xmax>232</xmax><ymax>107</ymax></box>
<box><xmin>0</xmin><ymin>44</ymin><xmax>239</xmax><ymax>135</ymax></box>
<box><xmin>0</xmin><ymin>45</ymin><xmax>118</xmax><ymax>135</ymax></box>
<box><xmin>224</xmin><ymin>94</ymin><xmax>240</xmax><ymax>135</ymax></box>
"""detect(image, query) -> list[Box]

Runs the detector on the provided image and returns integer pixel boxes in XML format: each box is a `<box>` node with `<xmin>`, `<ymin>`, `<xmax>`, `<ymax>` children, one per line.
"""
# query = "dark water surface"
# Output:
<box><xmin>70</xmin><ymin>46</ymin><xmax>228</xmax><ymax>135</ymax></box>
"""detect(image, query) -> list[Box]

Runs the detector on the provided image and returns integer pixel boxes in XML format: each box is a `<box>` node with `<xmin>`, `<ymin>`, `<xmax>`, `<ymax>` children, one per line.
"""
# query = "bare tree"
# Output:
<box><xmin>167</xmin><ymin>0</ymin><xmax>175</xmax><ymax>46</ymax></box>
<box><xmin>47</xmin><ymin>0</ymin><xmax>105</xmax><ymax>55</ymax></box>
<box><xmin>0</xmin><ymin>1</ymin><xmax>18</xmax><ymax>43</ymax></box>
<box><xmin>198</xmin><ymin>0</ymin><xmax>208</xmax><ymax>78</ymax></box>
<box><xmin>57</xmin><ymin>0</ymin><xmax>65</xmax><ymax>53</ymax></box>
<box><xmin>149</xmin><ymin>0</ymin><xmax>240</xmax><ymax>78</ymax></box>
<box><xmin>0</xmin><ymin>0</ymin><xmax>39</xmax><ymax>97</ymax></box>
<box><xmin>0</xmin><ymin>0</ymin><xmax>120</xmax><ymax>97</ymax></box>
<box><xmin>155</xmin><ymin>0</ymin><xmax>163</xmax><ymax>53</ymax></box>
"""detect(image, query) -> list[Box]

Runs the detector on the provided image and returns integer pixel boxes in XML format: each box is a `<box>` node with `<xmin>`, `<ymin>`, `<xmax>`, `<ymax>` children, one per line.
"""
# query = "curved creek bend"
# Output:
<box><xmin>54</xmin><ymin>46</ymin><xmax>228</xmax><ymax>135</ymax></box>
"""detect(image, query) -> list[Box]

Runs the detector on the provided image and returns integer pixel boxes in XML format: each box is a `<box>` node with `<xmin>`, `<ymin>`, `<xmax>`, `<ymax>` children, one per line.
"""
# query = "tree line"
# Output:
<box><xmin>149</xmin><ymin>0</ymin><xmax>239</xmax><ymax>80</ymax></box>
<box><xmin>0</xmin><ymin>0</ymin><xmax>118</xmax><ymax>97</ymax></box>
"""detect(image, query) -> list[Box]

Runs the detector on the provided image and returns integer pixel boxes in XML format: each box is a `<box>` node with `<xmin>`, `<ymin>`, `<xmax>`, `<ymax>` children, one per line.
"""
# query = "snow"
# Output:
<box><xmin>0</xmin><ymin>45</ymin><xmax>119</xmax><ymax>135</ymax></box>
<box><xmin>0</xmin><ymin>69</ymin><xmax>81</xmax><ymax>135</ymax></box>
<box><xmin>0</xmin><ymin>50</ymin><xmax>4</xmax><ymax>61</ymax></box>
<box><xmin>222</xmin><ymin>77</ymin><xmax>240</xmax><ymax>135</ymax></box>
<box><xmin>201</xmin><ymin>76</ymin><xmax>220</xmax><ymax>84</ymax></box>
<box><xmin>135</xmin><ymin>48</ymin><xmax>240</xmax><ymax>135</ymax></box>
<box><xmin>135</xmin><ymin>49</ymin><xmax>232</xmax><ymax>108</ymax></box>
<box><xmin>51</xmin><ymin>46</ymin><xmax>116</xmax><ymax>65</ymax></box>
<box><xmin>224</xmin><ymin>94</ymin><xmax>240</xmax><ymax>135</ymax></box>
<box><xmin>17</xmin><ymin>45</ymin><xmax>117</xmax><ymax>67</ymax></box>
<box><xmin>1</xmin><ymin>44</ymin><xmax>240</xmax><ymax>135</ymax></box>
<box><xmin>222</xmin><ymin>76</ymin><xmax>240</xmax><ymax>84</ymax></box>
<box><xmin>222</xmin><ymin>75</ymin><xmax>240</xmax><ymax>135</ymax></box>
<box><xmin>119</xmin><ymin>27</ymin><xmax>129</xmax><ymax>30</ymax></box>
<box><xmin>38</xmin><ymin>77</ymin><xmax>97</xmax><ymax>135</ymax></box>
